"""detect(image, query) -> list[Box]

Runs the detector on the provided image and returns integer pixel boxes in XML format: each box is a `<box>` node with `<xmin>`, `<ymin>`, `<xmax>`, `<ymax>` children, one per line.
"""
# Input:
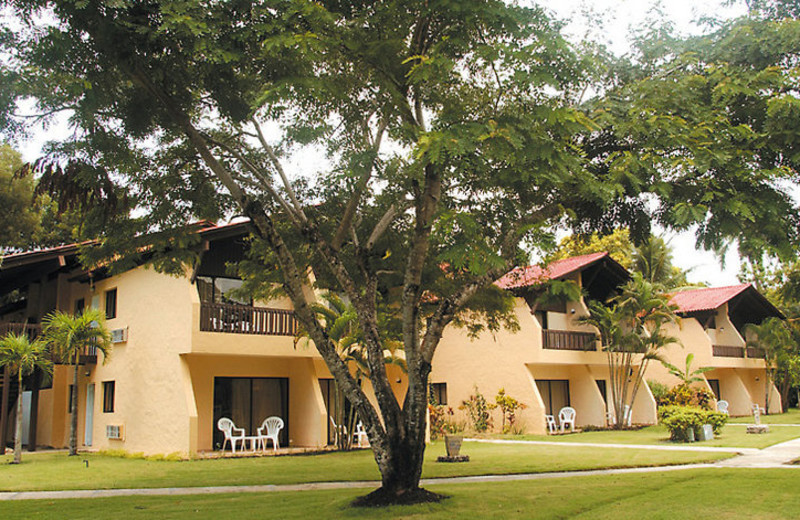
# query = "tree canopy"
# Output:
<box><xmin>1</xmin><ymin>0</ymin><xmax>799</xmax><ymax>504</ymax></box>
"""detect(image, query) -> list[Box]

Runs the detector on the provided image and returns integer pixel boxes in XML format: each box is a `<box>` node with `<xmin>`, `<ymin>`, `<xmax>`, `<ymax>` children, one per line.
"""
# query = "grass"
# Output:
<box><xmin>1</xmin><ymin>468</ymin><xmax>799</xmax><ymax>519</ymax></box>
<box><xmin>487</xmin><ymin>423</ymin><xmax>800</xmax><ymax>449</ymax></box>
<box><xmin>728</xmin><ymin>407</ymin><xmax>800</xmax><ymax>424</ymax></box>
<box><xmin>0</xmin><ymin>441</ymin><xmax>730</xmax><ymax>492</ymax></box>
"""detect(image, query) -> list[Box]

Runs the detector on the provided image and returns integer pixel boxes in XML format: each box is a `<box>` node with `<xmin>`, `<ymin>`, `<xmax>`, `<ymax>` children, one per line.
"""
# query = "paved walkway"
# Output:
<box><xmin>1</xmin><ymin>439</ymin><xmax>798</xmax><ymax>501</ymax></box>
<box><xmin>467</xmin><ymin>438</ymin><xmax>760</xmax><ymax>454</ymax></box>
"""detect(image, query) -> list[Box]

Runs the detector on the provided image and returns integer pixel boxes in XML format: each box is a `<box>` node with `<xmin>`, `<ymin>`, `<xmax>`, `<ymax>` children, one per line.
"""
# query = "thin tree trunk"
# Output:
<box><xmin>69</xmin><ymin>360</ymin><xmax>79</xmax><ymax>456</ymax></box>
<box><xmin>765</xmin><ymin>368</ymin><xmax>771</xmax><ymax>415</ymax></box>
<box><xmin>12</xmin><ymin>373</ymin><xmax>23</xmax><ymax>464</ymax></box>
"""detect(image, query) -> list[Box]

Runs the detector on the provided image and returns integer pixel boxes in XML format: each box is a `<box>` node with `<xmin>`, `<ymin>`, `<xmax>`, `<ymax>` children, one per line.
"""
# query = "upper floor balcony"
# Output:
<box><xmin>712</xmin><ymin>344</ymin><xmax>765</xmax><ymax>359</ymax></box>
<box><xmin>198</xmin><ymin>302</ymin><xmax>299</xmax><ymax>337</ymax></box>
<box><xmin>542</xmin><ymin>329</ymin><xmax>598</xmax><ymax>351</ymax></box>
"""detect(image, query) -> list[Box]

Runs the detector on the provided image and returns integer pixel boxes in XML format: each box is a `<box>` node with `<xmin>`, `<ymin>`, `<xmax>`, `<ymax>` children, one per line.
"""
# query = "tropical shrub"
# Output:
<box><xmin>460</xmin><ymin>385</ymin><xmax>492</xmax><ymax>433</ymax></box>
<box><xmin>428</xmin><ymin>405</ymin><xmax>463</xmax><ymax>440</ymax></box>
<box><xmin>492</xmin><ymin>388</ymin><xmax>527</xmax><ymax>434</ymax></box>
<box><xmin>647</xmin><ymin>380</ymin><xmax>670</xmax><ymax>405</ymax></box>
<box><xmin>659</xmin><ymin>405</ymin><xmax>727</xmax><ymax>441</ymax></box>
<box><xmin>660</xmin><ymin>384</ymin><xmax>715</xmax><ymax>409</ymax></box>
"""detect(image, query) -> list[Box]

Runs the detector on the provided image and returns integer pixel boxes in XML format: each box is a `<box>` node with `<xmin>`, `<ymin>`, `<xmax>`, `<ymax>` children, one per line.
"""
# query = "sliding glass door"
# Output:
<box><xmin>213</xmin><ymin>377</ymin><xmax>288</xmax><ymax>449</ymax></box>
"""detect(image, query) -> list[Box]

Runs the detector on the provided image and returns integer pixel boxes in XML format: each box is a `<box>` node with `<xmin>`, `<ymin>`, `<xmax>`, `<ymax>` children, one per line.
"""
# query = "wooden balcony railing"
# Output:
<box><xmin>542</xmin><ymin>329</ymin><xmax>598</xmax><ymax>351</ymax></box>
<box><xmin>713</xmin><ymin>344</ymin><xmax>745</xmax><ymax>358</ymax></box>
<box><xmin>746</xmin><ymin>347</ymin><xmax>766</xmax><ymax>359</ymax></box>
<box><xmin>0</xmin><ymin>322</ymin><xmax>96</xmax><ymax>364</ymax></box>
<box><xmin>200</xmin><ymin>302</ymin><xmax>299</xmax><ymax>336</ymax></box>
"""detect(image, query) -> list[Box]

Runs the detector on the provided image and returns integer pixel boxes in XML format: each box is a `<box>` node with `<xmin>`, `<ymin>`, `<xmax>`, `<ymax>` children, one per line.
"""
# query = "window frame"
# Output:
<box><xmin>102</xmin><ymin>381</ymin><xmax>115</xmax><ymax>413</ymax></box>
<box><xmin>105</xmin><ymin>289</ymin><xmax>117</xmax><ymax>320</ymax></box>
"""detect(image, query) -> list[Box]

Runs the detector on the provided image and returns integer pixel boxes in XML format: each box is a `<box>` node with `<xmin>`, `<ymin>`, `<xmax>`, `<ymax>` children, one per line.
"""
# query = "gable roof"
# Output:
<box><xmin>668</xmin><ymin>284</ymin><xmax>751</xmax><ymax>314</ymax></box>
<box><xmin>494</xmin><ymin>252</ymin><xmax>611</xmax><ymax>290</ymax></box>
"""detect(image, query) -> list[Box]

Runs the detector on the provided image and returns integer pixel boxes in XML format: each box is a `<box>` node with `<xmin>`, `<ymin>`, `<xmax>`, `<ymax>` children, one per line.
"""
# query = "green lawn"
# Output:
<box><xmin>728</xmin><ymin>408</ymin><xmax>800</xmax><ymax>424</ymax></box>
<box><xmin>1</xmin><ymin>468</ymin><xmax>799</xmax><ymax>519</ymax></box>
<box><xmin>488</xmin><ymin>422</ymin><xmax>800</xmax><ymax>449</ymax></box>
<box><xmin>0</xmin><ymin>441</ymin><xmax>730</xmax><ymax>492</ymax></box>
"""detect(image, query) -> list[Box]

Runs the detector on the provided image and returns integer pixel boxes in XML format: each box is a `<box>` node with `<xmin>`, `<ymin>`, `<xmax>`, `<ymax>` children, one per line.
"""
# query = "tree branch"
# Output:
<box><xmin>251</xmin><ymin>117</ymin><xmax>309</xmax><ymax>223</ymax></box>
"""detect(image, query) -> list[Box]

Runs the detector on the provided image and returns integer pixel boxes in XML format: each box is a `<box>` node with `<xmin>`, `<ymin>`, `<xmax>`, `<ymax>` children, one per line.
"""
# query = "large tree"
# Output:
<box><xmin>2</xmin><ymin>1</ymin><xmax>798</xmax><ymax>504</ymax></box>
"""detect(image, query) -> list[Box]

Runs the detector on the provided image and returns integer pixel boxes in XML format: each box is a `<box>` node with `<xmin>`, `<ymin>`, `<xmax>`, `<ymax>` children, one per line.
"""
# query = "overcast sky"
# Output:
<box><xmin>12</xmin><ymin>0</ymin><xmax>761</xmax><ymax>287</ymax></box>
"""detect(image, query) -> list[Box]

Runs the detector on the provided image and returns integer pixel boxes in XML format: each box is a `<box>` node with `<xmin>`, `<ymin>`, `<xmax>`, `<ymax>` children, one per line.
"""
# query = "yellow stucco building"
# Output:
<box><xmin>0</xmin><ymin>232</ymin><xmax>782</xmax><ymax>453</ymax></box>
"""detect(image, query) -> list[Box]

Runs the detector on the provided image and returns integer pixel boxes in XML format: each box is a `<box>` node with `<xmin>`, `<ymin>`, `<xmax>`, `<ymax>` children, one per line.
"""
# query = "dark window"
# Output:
<box><xmin>68</xmin><ymin>384</ymin><xmax>75</xmax><ymax>413</ymax></box>
<box><xmin>595</xmin><ymin>379</ymin><xmax>607</xmax><ymax>404</ymax></box>
<box><xmin>536</xmin><ymin>379</ymin><xmax>570</xmax><ymax>416</ymax></box>
<box><xmin>429</xmin><ymin>383</ymin><xmax>448</xmax><ymax>405</ymax></box>
<box><xmin>75</xmin><ymin>298</ymin><xmax>85</xmax><ymax>315</ymax></box>
<box><xmin>105</xmin><ymin>289</ymin><xmax>117</xmax><ymax>319</ymax></box>
<box><xmin>534</xmin><ymin>311</ymin><xmax>549</xmax><ymax>330</ymax></box>
<box><xmin>707</xmin><ymin>379</ymin><xmax>721</xmax><ymax>400</ymax></box>
<box><xmin>103</xmin><ymin>381</ymin><xmax>115</xmax><ymax>413</ymax></box>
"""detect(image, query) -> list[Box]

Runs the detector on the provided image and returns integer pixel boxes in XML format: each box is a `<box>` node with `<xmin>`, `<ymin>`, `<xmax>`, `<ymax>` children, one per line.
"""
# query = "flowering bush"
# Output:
<box><xmin>428</xmin><ymin>404</ymin><xmax>463</xmax><ymax>440</ymax></box>
<box><xmin>659</xmin><ymin>384</ymin><xmax>715</xmax><ymax>409</ymax></box>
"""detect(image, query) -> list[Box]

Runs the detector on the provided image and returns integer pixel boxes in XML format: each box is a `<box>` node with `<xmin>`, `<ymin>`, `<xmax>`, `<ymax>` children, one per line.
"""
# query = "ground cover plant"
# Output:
<box><xmin>0</xmin><ymin>442</ymin><xmax>730</xmax><ymax>493</ymax></box>
<box><xmin>1</xmin><ymin>469</ymin><xmax>799</xmax><ymax>519</ymax></box>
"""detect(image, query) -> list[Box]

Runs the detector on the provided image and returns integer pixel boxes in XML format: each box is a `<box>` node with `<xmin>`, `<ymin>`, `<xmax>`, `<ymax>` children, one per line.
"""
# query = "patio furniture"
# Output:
<box><xmin>217</xmin><ymin>417</ymin><xmax>247</xmax><ymax>453</ymax></box>
<box><xmin>257</xmin><ymin>416</ymin><xmax>284</xmax><ymax>451</ymax></box>
<box><xmin>558</xmin><ymin>407</ymin><xmax>576</xmax><ymax>432</ymax></box>
<box><xmin>353</xmin><ymin>421</ymin><xmax>369</xmax><ymax>447</ymax></box>
<box><xmin>545</xmin><ymin>414</ymin><xmax>558</xmax><ymax>434</ymax></box>
<box><xmin>717</xmin><ymin>400</ymin><xmax>729</xmax><ymax>415</ymax></box>
<box><xmin>330</xmin><ymin>416</ymin><xmax>347</xmax><ymax>446</ymax></box>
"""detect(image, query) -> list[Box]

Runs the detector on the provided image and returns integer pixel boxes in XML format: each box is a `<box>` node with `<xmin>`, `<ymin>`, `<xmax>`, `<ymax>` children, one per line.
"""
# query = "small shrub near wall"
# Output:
<box><xmin>428</xmin><ymin>405</ymin><xmax>464</xmax><ymax>440</ymax></box>
<box><xmin>659</xmin><ymin>405</ymin><xmax>728</xmax><ymax>442</ymax></box>
<box><xmin>460</xmin><ymin>385</ymin><xmax>492</xmax><ymax>433</ymax></box>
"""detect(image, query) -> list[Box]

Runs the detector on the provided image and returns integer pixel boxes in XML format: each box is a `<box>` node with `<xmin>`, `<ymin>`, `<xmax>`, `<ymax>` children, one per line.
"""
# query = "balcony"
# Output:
<box><xmin>199</xmin><ymin>302</ymin><xmax>299</xmax><ymax>336</ymax></box>
<box><xmin>746</xmin><ymin>347</ymin><xmax>766</xmax><ymax>359</ymax></box>
<box><xmin>712</xmin><ymin>344</ymin><xmax>745</xmax><ymax>358</ymax></box>
<box><xmin>0</xmin><ymin>323</ymin><xmax>97</xmax><ymax>364</ymax></box>
<box><xmin>542</xmin><ymin>329</ymin><xmax>598</xmax><ymax>351</ymax></box>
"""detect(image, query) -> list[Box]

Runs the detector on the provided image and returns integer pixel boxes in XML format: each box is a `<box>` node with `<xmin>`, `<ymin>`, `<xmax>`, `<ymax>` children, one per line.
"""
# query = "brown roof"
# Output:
<box><xmin>668</xmin><ymin>284</ymin><xmax>752</xmax><ymax>313</ymax></box>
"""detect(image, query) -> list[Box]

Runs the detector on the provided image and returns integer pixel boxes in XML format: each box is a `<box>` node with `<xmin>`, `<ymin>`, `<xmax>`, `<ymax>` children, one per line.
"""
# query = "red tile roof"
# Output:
<box><xmin>668</xmin><ymin>284</ymin><xmax>751</xmax><ymax>313</ymax></box>
<box><xmin>494</xmin><ymin>252</ymin><xmax>609</xmax><ymax>289</ymax></box>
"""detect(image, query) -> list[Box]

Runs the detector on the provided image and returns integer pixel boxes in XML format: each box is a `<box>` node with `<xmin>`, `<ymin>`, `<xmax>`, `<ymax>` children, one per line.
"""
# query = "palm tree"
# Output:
<box><xmin>41</xmin><ymin>309</ymin><xmax>111</xmax><ymax>456</ymax></box>
<box><xmin>0</xmin><ymin>333</ymin><xmax>53</xmax><ymax>464</ymax></box>
<box><xmin>296</xmin><ymin>294</ymin><xmax>404</xmax><ymax>450</ymax></box>
<box><xmin>579</xmin><ymin>273</ymin><xmax>680</xmax><ymax>428</ymax></box>
<box><xmin>746</xmin><ymin>318</ymin><xmax>792</xmax><ymax>414</ymax></box>
<box><xmin>661</xmin><ymin>353</ymin><xmax>713</xmax><ymax>386</ymax></box>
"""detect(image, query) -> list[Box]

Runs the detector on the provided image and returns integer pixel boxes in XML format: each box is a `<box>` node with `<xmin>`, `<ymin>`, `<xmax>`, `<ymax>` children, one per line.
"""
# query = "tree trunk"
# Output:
<box><xmin>356</xmin><ymin>418</ymin><xmax>441</xmax><ymax>506</ymax></box>
<box><xmin>69</xmin><ymin>361</ymin><xmax>79</xmax><ymax>456</ymax></box>
<box><xmin>12</xmin><ymin>373</ymin><xmax>23</xmax><ymax>464</ymax></box>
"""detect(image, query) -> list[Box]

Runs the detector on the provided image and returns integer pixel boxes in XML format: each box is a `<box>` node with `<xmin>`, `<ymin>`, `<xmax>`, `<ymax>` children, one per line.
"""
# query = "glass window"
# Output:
<box><xmin>105</xmin><ymin>289</ymin><xmax>117</xmax><ymax>320</ymax></box>
<box><xmin>103</xmin><ymin>381</ymin><xmax>115</xmax><ymax>413</ymax></box>
<box><xmin>196</xmin><ymin>276</ymin><xmax>250</xmax><ymax>305</ymax></box>
<box><xmin>429</xmin><ymin>383</ymin><xmax>448</xmax><ymax>405</ymax></box>
<box><xmin>74</xmin><ymin>298</ymin><xmax>85</xmax><ymax>315</ymax></box>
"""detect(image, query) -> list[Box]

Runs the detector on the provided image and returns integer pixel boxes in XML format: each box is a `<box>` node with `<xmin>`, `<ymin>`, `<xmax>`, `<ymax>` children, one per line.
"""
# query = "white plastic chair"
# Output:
<box><xmin>217</xmin><ymin>417</ymin><xmax>246</xmax><ymax>453</ymax></box>
<box><xmin>558</xmin><ymin>407</ymin><xmax>576</xmax><ymax>432</ymax></box>
<box><xmin>330</xmin><ymin>416</ymin><xmax>347</xmax><ymax>445</ymax></box>
<box><xmin>352</xmin><ymin>421</ymin><xmax>369</xmax><ymax>447</ymax></box>
<box><xmin>717</xmin><ymin>400</ymin><xmax>729</xmax><ymax>415</ymax></box>
<box><xmin>545</xmin><ymin>414</ymin><xmax>558</xmax><ymax>434</ymax></box>
<box><xmin>257</xmin><ymin>416</ymin><xmax>284</xmax><ymax>451</ymax></box>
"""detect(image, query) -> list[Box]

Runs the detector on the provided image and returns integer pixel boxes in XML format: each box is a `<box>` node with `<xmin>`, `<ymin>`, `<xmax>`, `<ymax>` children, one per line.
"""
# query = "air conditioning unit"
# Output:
<box><xmin>110</xmin><ymin>327</ymin><xmax>128</xmax><ymax>344</ymax></box>
<box><xmin>106</xmin><ymin>424</ymin><xmax>124</xmax><ymax>440</ymax></box>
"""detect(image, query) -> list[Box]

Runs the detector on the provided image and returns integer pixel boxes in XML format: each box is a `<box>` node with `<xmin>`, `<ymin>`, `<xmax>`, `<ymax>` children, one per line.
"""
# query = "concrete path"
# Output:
<box><xmin>1</xmin><ymin>439</ymin><xmax>797</xmax><ymax>502</ymax></box>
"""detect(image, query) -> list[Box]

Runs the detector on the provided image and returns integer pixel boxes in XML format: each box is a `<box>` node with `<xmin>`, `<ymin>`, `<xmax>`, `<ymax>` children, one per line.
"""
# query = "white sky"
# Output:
<box><xmin>12</xmin><ymin>0</ymin><xmax>762</xmax><ymax>287</ymax></box>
